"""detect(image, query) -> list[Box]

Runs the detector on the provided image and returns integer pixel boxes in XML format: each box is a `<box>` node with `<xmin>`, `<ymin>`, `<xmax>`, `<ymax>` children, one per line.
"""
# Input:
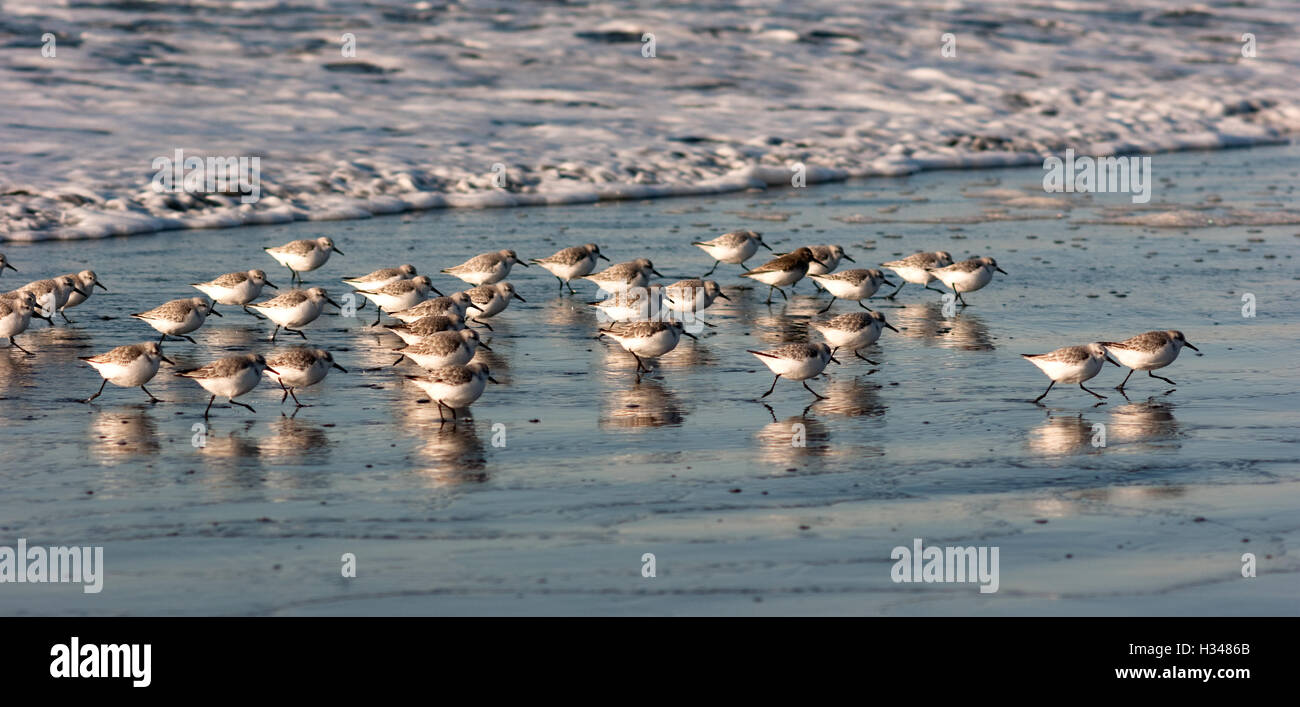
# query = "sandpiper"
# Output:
<box><xmin>530</xmin><ymin>244</ymin><xmax>609</xmax><ymax>294</ymax></box>
<box><xmin>81</xmin><ymin>342</ymin><xmax>174</xmax><ymax>403</ymax></box>
<box><xmin>583</xmin><ymin>258</ymin><xmax>662</xmax><ymax>294</ymax></box>
<box><xmin>20</xmin><ymin>276</ymin><xmax>87</xmax><ymax>324</ymax></box>
<box><xmin>880</xmin><ymin>251</ymin><xmax>954</xmax><ymax>298</ymax></box>
<box><xmin>661</xmin><ymin>279</ymin><xmax>728</xmax><ymax>327</ymax></box>
<box><xmin>392</xmin><ymin>328</ymin><xmax>488</xmax><ymax>369</ymax></box>
<box><xmin>248</xmin><ymin>287</ymin><xmax>340</xmax><ymax>341</ymax></box>
<box><xmin>0</xmin><ymin>291</ymin><xmax>41</xmax><ymax>355</ymax></box>
<box><xmin>388</xmin><ymin>293</ymin><xmax>481</xmax><ymax>323</ymax></box>
<box><xmin>359</xmin><ymin>275</ymin><xmax>440</xmax><ymax>325</ymax></box>
<box><xmin>810</xmin><ymin>310</ymin><xmax>898</xmax><ymax>363</ymax></box>
<box><xmin>1101</xmin><ymin>330</ymin><xmax>1198</xmax><ymax>392</ymax></box>
<box><xmin>131</xmin><ymin>296</ymin><xmax>220</xmax><ymax>343</ymax></box>
<box><xmin>464</xmin><ymin>282</ymin><xmax>525</xmax><ymax>329</ymax></box>
<box><xmin>590</xmin><ymin>286</ymin><xmax>663</xmax><ymax>323</ymax></box>
<box><xmin>342</xmin><ymin>264</ymin><xmax>417</xmax><ymax>291</ymax></box>
<box><xmin>176</xmin><ymin>353</ymin><xmax>277</xmax><ymax>417</ymax></box>
<box><xmin>749</xmin><ymin>343</ymin><xmax>840</xmax><ymax>399</ymax></box>
<box><xmin>741</xmin><ymin>247</ymin><xmax>825</xmax><ymax>303</ymax></box>
<box><xmin>692</xmin><ymin>230</ymin><xmax>771</xmax><ymax>275</ymax></box>
<box><xmin>59</xmin><ymin>270</ymin><xmax>108</xmax><ymax>321</ymax></box>
<box><xmin>1022</xmin><ymin>343</ymin><xmax>1120</xmax><ymax>403</ymax></box>
<box><xmin>264</xmin><ymin>237</ymin><xmax>342</xmax><ymax>284</ymax></box>
<box><xmin>927</xmin><ymin>256</ymin><xmax>1007</xmax><ymax>306</ymax></box>
<box><xmin>808</xmin><ymin>269</ymin><xmax>893</xmax><ymax>313</ymax></box>
<box><xmin>192</xmin><ymin>269</ymin><xmax>277</xmax><ymax>317</ymax></box>
<box><xmin>406</xmin><ymin>362</ymin><xmax>499</xmax><ymax>421</ymax></box>
<box><xmin>804</xmin><ymin>245</ymin><xmax>854</xmax><ymax>278</ymax></box>
<box><xmin>442</xmin><ymin>249</ymin><xmax>526</xmax><ymax>286</ymax></box>
<box><xmin>598</xmin><ymin>320</ymin><xmax>694</xmax><ymax>379</ymax></box>
<box><xmin>383</xmin><ymin>313</ymin><xmax>466</xmax><ymax>345</ymax></box>
<box><xmin>263</xmin><ymin>347</ymin><xmax>347</xmax><ymax>406</ymax></box>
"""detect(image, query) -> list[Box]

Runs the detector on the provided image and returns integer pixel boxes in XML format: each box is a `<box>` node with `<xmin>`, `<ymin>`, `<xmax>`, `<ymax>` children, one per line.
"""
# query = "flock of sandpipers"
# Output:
<box><xmin>0</xmin><ymin>229</ymin><xmax>1196</xmax><ymax>419</ymax></box>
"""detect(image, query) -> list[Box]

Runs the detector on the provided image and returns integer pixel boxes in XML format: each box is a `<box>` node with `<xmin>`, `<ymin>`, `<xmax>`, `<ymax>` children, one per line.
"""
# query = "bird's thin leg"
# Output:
<box><xmin>886</xmin><ymin>282</ymin><xmax>906</xmax><ymax>299</ymax></box>
<box><xmin>760</xmin><ymin>374</ymin><xmax>781</xmax><ymax>398</ymax></box>
<box><xmin>631</xmin><ymin>352</ymin><xmax>648</xmax><ymax>373</ymax></box>
<box><xmin>289</xmin><ymin>388</ymin><xmax>307</xmax><ymax>407</ymax></box>
<box><xmin>141</xmin><ymin>385</ymin><xmax>162</xmax><ymax>403</ymax></box>
<box><xmin>229</xmin><ymin>398</ymin><xmax>256</xmax><ymax>413</ymax></box>
<box><xmin>1149</xmin><ymin>371</ymin><xmax>1176</xmax><ymax>386</ymax></box>
<box><xmin>776</xmin><ymin>286</ymin><xmax>788</xmax><ymax>301</ymax></box>
<box><xmin>765</xmin><ymin>286</ymin><xmax>775</xmax><ymax>305</ymax></box>
<box><xmin>566</xmin><ymin>281</ymin><xmax>577</xmax><ymax>295</ymax></box>
<box><xmin>83</xmin><ymin>379</ymin><xmax>108</xmax><ymax>403</ymax></box>
<box><xmin>204</xmin><ymin>395</ymin><xmax>216</xmax><ymax>417</ymax></box>
<box><xmin>278</xmin><ymin>381</ymin><xmax>289</xmax><ymax>403</ymax></box>
<box><xmin>1115</xmin><ymin>369</ymin><xmax>1135</xmax><ymax>391</ymax></box>
<box><xmin>703</xmin><ymin>260</ymin><xmax>719</xmax><ymax>277</ymax></box>
<box><xmin>373</xmin><ymin>306</ymin><xmax>383</xmax><ymax>326</ymax></box>
<box><xmin>925</xmin><ymin>284</ymin><xmax>946</xmax><ymax>294</ymax></box>
<box><xmin>955</xmin><ymin>291</ymin><xmax>968</xmax><ymax>307</ymax></box>
<box><xmin>1033</xmin><ymin>381</ymin><xmax>1055</xmax><ymax>403</ymax></box>
<box><xmin>858</xmin><ymin>300</ymin><xmax>873</xmax><ymax>311</ymax></box>
<box><xmin>435</xmin><ymin>400</ymin><xmax>447</xmax><ymax>422</ymax></box>
<box><xmin>802</xmin><ymin>380</ymin><xmax>827</xmax><ymax>400</ymax></box>
<box><xmin>243</xmin><ymin>305</ymin><xmax>264</xmax><ymax>319</ymax></box>
<box><xmin>818</xmin><ymin>297</ymin><xmax>836</xmax><ymax>314</ymax></box>
<box><xmin>183</xmin><ymin>334</ymin><xmax>198</xmax><ymax>344</ymax></box>
<box><xmin>60</xmin><ymin>311</ymin><xmax>74</xmax><ymax>324</ymax></box>
<box><xmin>290</xmin><ymin>328</ymin><xmax>308</xmax><ymax>341</ymax></box>
<box><xmin>158</xmin><ymin>333</ymin><xmax>167</xmax><ymax>344</ymax></box>
<box><xmin>9</xmin><ymin>337</ymin><xmax>33</xmax><ymax>355</ymax></box>
<box><xmin>475</xmin><ymin>319</ymin><xmax>494</xmax><ymax>331</ymax></box>
<box><xmin>854</xmin><ymin>351</ymin><xmax>879</xmax><ymax>364</ymax></box>
<box><xmin>269</xmin><ymin>326</ymin><xmax>280</xmax><ymax>342</ymax></box>
<box><xmin>1080</xmin><ymin>383</ymin><xmax>1107</xmax><ymax>400</ymax></box>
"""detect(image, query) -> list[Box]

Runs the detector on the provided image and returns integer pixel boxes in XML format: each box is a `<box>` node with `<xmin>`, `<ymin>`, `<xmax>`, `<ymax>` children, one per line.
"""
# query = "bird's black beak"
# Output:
<box><xmin>467</xmin><ymin>303</ymin><xmax>483</xmax><ymax>312</ymax></box>
<box><xmin>842</xmin><ymin>254</ymin><xmax>856</xmax><ymax>263</ymax></box>
<box><xmin>3</xmin><ymin>262</ymin><xmax>15</xmax><ymax>272</ymax></box>
<box><xmin>209</xmin><ymin>307</ymin><xmax>223</xmax><ymax>317</ymax></box>
<box><xmin>513</xmin><ymin>292</ymin><xmax>526</xmax><ymax>302</ymax></box>
<box><xmin>683</xmin><ymin>330</ymin><xmax>698</xmax><ymax>340</ymax></box>
<box><xmin>333</xmin><ymin>248</ymin><xmax>345</xmax><ymax>256</ymax></box>
<box><xmin>326</xmin><ymin>297</ymin><xmax>342</xmax><ymax>309</ymax></box>
<box><xmin>812</xmin><ymin>258</ymin><xmax>827</xmax><ymax>267</ymax></box>
<box><xmin>479</xmin><ymin>341</ymin><xmax>493</xmax><ymax>351</ymax></box>
<box><xmin>94</xmin><ymin>281</ymin><xmax>109</xmax><ymax>291</ymax></box>
<box><xmin>650</xmin><ymin>268</ymin><xmax>664</xmax><ymax>277</ymax></box>
<box><xmin>265</xmin><ymin>366</ymin><xmax>280</xmax><ymax>375</ymax></box>
<box><xmin>265</xmin><ymin>281</ymin><xmax>279</xmax><ymax>290</ymax></box>
<box><xmin>1184</xmin><ymin>342</ymin><xmax>1199</xmax><ymax>352</ymax></box>
<box><xmin>995</xmin><ymin>266</ymin><xmax>1008</xmax><ymax>275</ymax></box>
<box><xmin>760</xmin><ymin>241</ymin><xmax>773</xmax><ymax>252</ymax></box>
<box><xmin>884</xmin><ymin>322</ymin><xmax>899</xmax><ymax>332</ymax></box>
<box><xmin>1105</xmin><ymin>354</ymin><xmax>1121</xmax><ymax>367</ymax></box>
<box><xmin>516</xmin><ymin>260</ymin><xmax>529</xmax><ymax>268</ymax></box>
<box><xmin>488</xmin><ymin>375</ymin><xmax>501</xmax><ymax>384</ymax></box>
<box><xmin>717</xmin><ymin>292</ymin><xmax>731</xmax><ymax>301</ymax></box>
<box><xmin>332</xmin><ymin>363</ymin><xmax>348</xmax><ymax>373</ymax></box>
<box><xmin>72</xmin><ymin>286</ymin><xmax>88</xmax><ymax>297</ymax></box>
<box><xmin>883</xmin><ymin>278</ymin><xmax>896</xmax><ymax>286</ymax></box>
<box><xmin>830</xmin><ymin>355</ymin><xmax>842</xmax><ymax>365</ymax></box>
<box><xmin>597</xmin><ymin>253</ymin><xmax>610</xmax><ymax>261</ymax></box>
<box><xmin>431</xmin><ymin>286</ymin><xmax>445</xmax><ymax>297</ymax></box>
<box><xmin>161</xmin><ymin>355</ymin><xmax>175</xmax><ymax>365</ymax></box>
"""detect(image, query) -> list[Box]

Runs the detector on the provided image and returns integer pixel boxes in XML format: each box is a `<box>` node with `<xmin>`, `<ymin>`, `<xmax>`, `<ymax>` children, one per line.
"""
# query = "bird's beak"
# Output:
<box><xmin>1184</xmin><ymin>342</ymin><xmax>1199</xmax><ymax>352</ymax></box>
<box><xmin>265</xmin><ymin>281</ymin><xmax>279</xmax><ymax>290</ymax></box>
<box><xmin>94</xmin><ymin>281</ymin><xmax>109</xmax><ymax>291</ymax></box>
<box><xmin>161</xmin><ymin>355</ymin><xmax>175</xmax><ymax>365</ymax></box>
<box><xmin>717</xmin><ymin>292</ymin><xmax>731</xmax><ymax>301</ymax></box>
<box><xmin>650</xmin><ymin>268</ymin><xmax>664</xmax><ymax>277</ymax></box>
<box><xmin>597</xmin><ymin>253</ymin><xmax>610</xmax><ymax>261</ymax></box>
<box><xmin>209</xmin><ymin>307</ymin><xmax>223</xmax><ymax>317</ymax></box>
<box><xmin>326</xmin><ymin>297</ymin><xmax>342</xmax><ymax>309</ymax></box>
<box><xmin>488</xmin><ymin>375</ymin><xmax>501</xmax><ymax>384</ymax></box>
<box><xmin>683</xmin><ymin>330</ymin><xmax>698</xmax><ymax>340</ymax></box>
<box><xmin>265</xmin><ymin>366</ymin><xmax>280</xmax><ymax>375</ymax></box>
<box><xmin>830</xmin><ymin>355</ymin><xmax>842</xmax><ymax>365</ymax></box>
<box><xmin>479</xmin><ymin>341</ymin><xmax>493</xmax><ymax>351</ymax></box>
<box><xmin>333</xmin><ymin>248</ymin><xmax>345</xmax><ymax>256</ymax></box>
<box><xmin>1105</xmin><ymin>354</ymin><xmax>1121</xmax><ymax>367</ymax></box>
<box><xmin>3</xmin><ymin>262</ymin><xmax>15</xmax><ymax>272</ymax></box>
<box><xmin>430</xmin><ymin>286</ymin><xmax>445</xmax><ymax>297</ymax></box>
<box><xmin>812</xmin><ymin>257</ymin><xmax>826</xmax><ymax>266</ymax></box>
<box><xmin>759</xmin><ymin>241</ymin><xmax>773</xmax><ymax>252</ymax></box>
<box><xmin>467</xmin><ymin>303</ymin><xmax>483</xmax><ymax>312</ymax></box>
<box><xmin>516</xmin><ymin>259</ymin><xmax>529</xmax><ymax>268</ymax></box>
<box><xmin>883</xmin><ymin>278</ymin><xmax>896</xmax><ymax>286</ymax></box>
<box><xmin>332</xmin><ymin>363</ymin><xmax>348</xmax><ymax>373</ymax></box>
<box><xmin>842</xmin><ymin>254</ymin><xmax>856</xmax><ymax>263</ymax></box>
<box><xmin>391</xmin><ymin>355</ymin><xmax>405</xmax><ymax>366</ymax></box>
<box><xmin>72</xmin><ymin>286</ymin><xmax>88</xmax><ymax>297</ymax></box>
<box><xmin>995</xmin><ymin>266</ymin><xmax>1008</xmax><ymax>275</ymax></box>
<box><xmin>884</xmin><ymin>322</ymin><xmax>899</xmax><ymax>332</ymax></box>
<box><xmin>513</xmin><ymin>292</ymin><xmax>527</xmax><ymax>302</ymax></box>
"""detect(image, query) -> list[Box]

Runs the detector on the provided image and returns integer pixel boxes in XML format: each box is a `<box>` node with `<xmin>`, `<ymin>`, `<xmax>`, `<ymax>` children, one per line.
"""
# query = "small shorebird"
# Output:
<box><xmin>406</xmin><ymin>362</ymin><xmax>499</xmax><ymax>422</ymax></box>
<box><xmin>749</xmin><ymin>342</ymin><xmax>840</xmax><ymax>399</ymax></box>
<box><xmin>0</xmin><ymin>291</ymin><xmax>41</xmax><ymax>355</ymax></box>
<box><xmin>1101</xmin><ymin>330</ymin><xmax>1198</xmax><ymax>392</ymax></box>
<box><xmin>927</xmin><ymin>256</ymin><xmax>1006</xmax><ymax>306</ymax></box>
<box><xmin>464</xmin><ymin>281</ymin><xmax>525</xmax><ymax>329</ymax></box>
<box><xmin>383</xmin><ymin>313</ymin><xmax>466</xmax><ymax>345</ymax></box>
<box><xmin>392</xmin><ymin>329</ymin><xmax>488</xmax><ymax>369</ymax></box>
<box><xmin>263</xmin><ymin>347</ymin><xmax>347</xmax><ymax>406</ymax></box>
<box><xmin>692</xmin><ymin>230</ymin><xmax>772</xmax><ymax>275</ymax></box>
<box><xmin>1022</xmin><ymin>343</ymin><xmax>1121</xmax><ymax>403</ymax></box>
<box><xmin>59</xmin><ymin>270</ymin><xmax>108</xmax><ymax>321</ymax></box>
<box><xmin>442</xmin><ymin>249</ymin><xmax>526</xmax><ymax>286</ymax></box>
<box><xmin>80</xmin><ymin>342</ymin><xmax>174</xmax><ymax>403</ymax></box>
<box><xmin>590</xmin><ymin>286</ymin><xmax>663</xmax><ymax>323</ymax></box>
<box><xmin>662</xmin><ymin>279</ymin><xmax>728</xmax><ymax>327</ymax></box>
<box><xmin>599</xmin><ymin>320</ymin><xmax>694</xmax><ymax>379</ymax></box>
<box><xmin>0</xmin><ymin>254</ymin><xmax>15</xmax><ymax>279</ymax></box>
<box><xmin>389</xmin><ymin>292</ymin><xmax>481</xmax><ymax>323</ymax></box>
<box><xmin>804</xmin><ymin>245</ymin><xmax>854</xmax><ymax>278</ymax></box>
<box><xmin>741</xmin><ymin>247</ymin><xmax>825</xmax><ymax>304</ymax></box>
<box><xmin>131</xmin><ymin>296</ymin><xmax>220</xmax><ymax>343</ymax></box>
<box><xmin>342</xmin><ymin>264</ymin><xmax>417</xmax><ymax>291</ymax></box>
<box><xmin>880</xmin><ymin>251</ymin><xmax>953</xmax><ymax>298</ymax></box>
<box><xmin>176</xmin><ymin>353</ymin><xmax>277</xmax><ymax>417</ymax></box>
<box><xmin>808</xmin><ymin>269</ymin><xmax>893</xmax><ymax>313</ymax></box>
<box><xmin>249</xmin><ymin>287</ymin><xmax>340</xmax><ymax>341</ymax></box>
<box><xmin>810</xmin><ymin>310</ymin><xmax>898</xmax><ymax>363</ymax></box>
<box><xmin>359</xmin><ymin>275</ymin><xmax>440</xmax><ymax>325</ymax></box>
<box><xmin>530</xmin><ymin>244</ymin><xmax>608</xmax><ymax>294</ymax></box>
<box><xmin>264</xmin><ymin>237</ymin><xmax>343</xmax><ymax>284</ymax></box>
<box><xmin>583</xmin><ymin>258</ymin><xmax>662</xmax><ymax>294</ymax></box>
<box><xmin>192</xmin><ymin>269</ymin><xmax>277</xmax><ymax>317</ymax></box>
<box><xmin>20</xmin><ymin>275</ymin><xmax>87</xmax><ymax>324</ymax></box>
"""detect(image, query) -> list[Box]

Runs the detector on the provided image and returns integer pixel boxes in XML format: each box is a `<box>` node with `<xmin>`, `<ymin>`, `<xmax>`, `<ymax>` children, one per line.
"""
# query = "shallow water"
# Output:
<box><xmin>1</xmin><ymin>143</ymin><xmax>1298</xmax><ymax>615</ymax></box>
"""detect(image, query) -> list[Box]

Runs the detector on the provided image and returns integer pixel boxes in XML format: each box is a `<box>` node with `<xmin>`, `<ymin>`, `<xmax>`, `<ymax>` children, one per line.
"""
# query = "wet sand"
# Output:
<box><xmin>1</xmin><ymin>144</ymin><xmax>1297</xmax><ymax>615</ymax></box>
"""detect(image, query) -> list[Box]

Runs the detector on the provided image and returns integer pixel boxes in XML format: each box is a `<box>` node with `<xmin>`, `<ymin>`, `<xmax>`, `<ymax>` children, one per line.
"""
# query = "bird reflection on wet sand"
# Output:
<box><xmin>1108</xmin><ymin>398</ymin><xmax>1181</xmax><ymax>448</ymax></box>
<box><xmin>889</xmin><ymin>301</ymin><xmax>994</xmax><ymax>351</ymax></box>
<box><xmin>412</xmin><ymin>417</ymin><xmax>490</xmax><ymax>485</ymax></box>
<box><xmin>600</xmin><ymin>378</ymin><xmax>688</xmax><ymax>429</ymax></box>
<box><xmin>1027</xmin><ymin>399</ymin><xmax>1179</xmax><ymax>456</ymax></box>
<box><xmin>89</xmin><ymin>407</ymin><xmax>160</xmax><ymax>458</ymax></box>
<box><xmin>816</xmin><ymin>375</ymin><xmax>888</xmax><ymax>418</ymax></box>
<box><xmin>1027</xmin><ymin>413</ymin><xmax>1102</xmax><ymax>456</ymax></box>
<box><xmin>259</xmin><ymin>413</ymin><xmax>333</xmax><ymax>460</ymax></box>
<box><xmin>756</xmin><ymin>410</ymin><xmax>831</xmax><ymax>466</ymax></box>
